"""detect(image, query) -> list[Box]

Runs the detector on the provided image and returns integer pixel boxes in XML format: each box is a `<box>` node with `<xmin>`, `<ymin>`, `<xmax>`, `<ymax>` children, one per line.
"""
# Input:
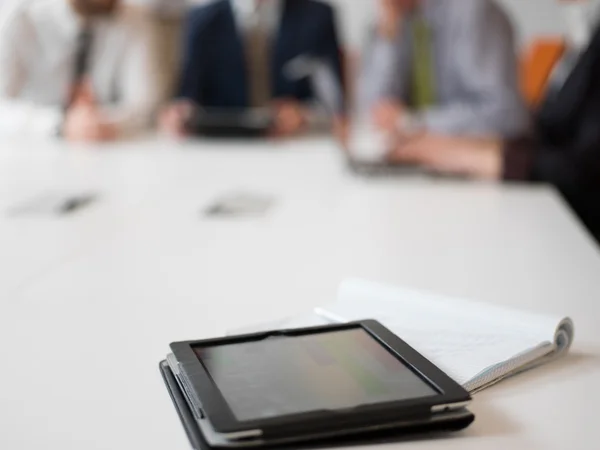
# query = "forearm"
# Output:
<box><xmin>416</xmin><ymin>98</ymin><xmax>529</xmax><ymax>138</ymax></box>
<box><xmin>453</xmin><ymin>136</ymin><xmax>506</xmax><ymax>181</ymax></box>
<box><xmin>100</xmin><ymin>101</ymin><xmax>157</xmax><ymax>137</ymax></box>
<box><xmin>502</xmin><ymin>135</ymin><xmax>600</xmax><ymax>195</ymax></box>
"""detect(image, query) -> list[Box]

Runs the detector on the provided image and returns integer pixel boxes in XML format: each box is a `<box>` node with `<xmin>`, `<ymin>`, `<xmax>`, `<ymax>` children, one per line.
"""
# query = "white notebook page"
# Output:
<box><xmin>318</xmin><ymin>279</ymin><xmax>566</xmax><ymax>386</ymax></box>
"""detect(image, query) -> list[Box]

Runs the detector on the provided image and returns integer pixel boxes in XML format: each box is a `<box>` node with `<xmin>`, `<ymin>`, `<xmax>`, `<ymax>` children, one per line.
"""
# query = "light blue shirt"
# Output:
<box><xmin>359</xmin><ymin>0</ymin><xmax>529</xmax><ymax>139</ymax></box>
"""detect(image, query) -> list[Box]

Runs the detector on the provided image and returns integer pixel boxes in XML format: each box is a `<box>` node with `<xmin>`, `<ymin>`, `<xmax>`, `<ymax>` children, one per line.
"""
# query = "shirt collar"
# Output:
<box><xmin>231</xmin><ymin>0</ymin><xmax>282</xmax><ymax>32</ymax></box>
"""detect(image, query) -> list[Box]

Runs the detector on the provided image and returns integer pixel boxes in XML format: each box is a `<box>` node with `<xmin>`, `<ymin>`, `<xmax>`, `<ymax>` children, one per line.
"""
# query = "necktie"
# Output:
<box><xmin>246</xmin><ymin>7</ymin><xmax>271</xmax><ymax>107</ymax></box>
<box><xmin>66</xmin><ymin>25</ymin><xmax>93</xmax><ymax>109</ymax></box>
<box><xmin>410</xmin><ymin>16</ymin><xmax>436</xmax><ymax>110</ymax></box>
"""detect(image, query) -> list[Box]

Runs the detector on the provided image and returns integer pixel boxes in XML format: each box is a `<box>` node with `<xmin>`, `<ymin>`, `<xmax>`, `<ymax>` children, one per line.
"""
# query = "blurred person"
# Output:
<box><xmin>390</xmin><ymin>16</ymin><xmax>600</xmax><ymax>243</ymax></box>
<box><xmin>359</xmin><ymin>0</ymin><xmax>528</xmax><ymax>141</ymax></box>
<box><xmin>129</xmin><ymin>0</ymin><xmax>189</xmax><ymax>111</ymax></box>
<box><xmin>160</xmin><ymin>0</ymin><xmax>345</xmax><ymax>138</ymax></box>
<box><xmin>0</xmin><ymin>0</ymin><xmax>161</xmax><ymax>142</ymax></box>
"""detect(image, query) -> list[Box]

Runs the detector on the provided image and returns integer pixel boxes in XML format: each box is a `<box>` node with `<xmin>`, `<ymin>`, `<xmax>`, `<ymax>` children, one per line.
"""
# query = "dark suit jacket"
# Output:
<box><xmin>504</xmin><ymin>24</ymin><xmax>600</xmax><ymax>243</ymax></box>
<box><xmin>176</xmin><ymin>0</ymin><xmax>344</xmax><ymax>110</ymax></box>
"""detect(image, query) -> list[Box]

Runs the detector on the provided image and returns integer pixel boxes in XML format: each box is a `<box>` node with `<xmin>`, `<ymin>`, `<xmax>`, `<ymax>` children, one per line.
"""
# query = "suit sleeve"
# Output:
<box><xmin>533</xmin><ymin>88</ymin><xmax>600</xmax><ymax>192</ymax></box>
<box><xmin>503</xmin><ymin>115</ymin><xmax>600</xmax><ymax>188</ymax></box>
<box><xmin>503</xmin><ymin>103</ymin><xmax>600</xmax><ymax>241</ymax></box>
<box><xmin>504</xmin><ymin>26</ymin><xmax>600</xmax><ymax>192</ymax></box>
<box><xmin>419</xmin><ymin>0</ymin><xmax>529</xmax><ymax>138</ymax></box>
<box><xmin>175</xmin><ymin>9</ymin><xmax>207</xmax><ymax>103</ymax></box>
<box><xmin>315</xmin><ymin>5</ymin><xmax>346</xmax><ymax>114</ymax></box>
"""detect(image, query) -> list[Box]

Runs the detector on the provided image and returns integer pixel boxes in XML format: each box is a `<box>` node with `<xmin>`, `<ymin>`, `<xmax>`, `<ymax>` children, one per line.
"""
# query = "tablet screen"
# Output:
<box><xmin>193</xmin><ymin>328</ymin><xmax>438</xmax><ymax>422</ymax></box>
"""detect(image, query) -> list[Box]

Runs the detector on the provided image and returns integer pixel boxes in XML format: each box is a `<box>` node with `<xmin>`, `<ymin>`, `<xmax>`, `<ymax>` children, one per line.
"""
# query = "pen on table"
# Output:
<box><xmin>59</xmin><ymin>196</ymin><xmax>94</xmax><ymax>215</ymax></box>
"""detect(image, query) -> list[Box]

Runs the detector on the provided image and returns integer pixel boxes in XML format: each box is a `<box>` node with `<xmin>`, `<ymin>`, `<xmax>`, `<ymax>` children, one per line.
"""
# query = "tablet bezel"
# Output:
<box><xmin>169</xmin><ymin>320</ymin><xmax>471</xmax><ymax>438</ymax></box>
<box><xmin>187</xmin><ymin>107</ymin><xmax>274</xmax><ymax>138</ymax></box>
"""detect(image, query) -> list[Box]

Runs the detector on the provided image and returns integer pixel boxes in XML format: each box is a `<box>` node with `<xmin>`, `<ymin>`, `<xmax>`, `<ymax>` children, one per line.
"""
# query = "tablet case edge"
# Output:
<box><xmin>159</xmin><ymin>360</ymin><xmax>475</xmax><ymax>450</ymax></box>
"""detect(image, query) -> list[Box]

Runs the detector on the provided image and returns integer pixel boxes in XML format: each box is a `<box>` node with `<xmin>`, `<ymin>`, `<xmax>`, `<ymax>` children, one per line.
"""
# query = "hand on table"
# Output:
<box><xmin>271</xmin><ymin>99</ymin><xmax>308</xmax><ymax>138</ymax></box>
<box><xmin>63</xmin><ymin>81</ymin><xmax>117</xmax><ymax>143</ymax></box>
<box><xmin>372</xmin><ymin>100</ymin><xmax>406</xmax><ymax>135</ymax></box>
<box><xmin>388</xmin><ymin>134</ymin><xmax>504</xmax><ymax>180</ymax></box>
<box><xmin>159</xmin><ymin>99</ymin><xmax>197</xmax><ymax>138</ymax></box>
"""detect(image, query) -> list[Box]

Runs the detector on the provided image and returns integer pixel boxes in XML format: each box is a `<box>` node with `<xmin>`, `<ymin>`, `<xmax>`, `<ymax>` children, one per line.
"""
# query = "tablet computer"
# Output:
<box><xmin>187</xmin><ymin>108</ymin><xmax>274</xmax><ymax>139</ymax></box>
<box><xmin>164</xmin><ymin>321</ymin><xmax>473</xmax><ymax>448</ymax></box>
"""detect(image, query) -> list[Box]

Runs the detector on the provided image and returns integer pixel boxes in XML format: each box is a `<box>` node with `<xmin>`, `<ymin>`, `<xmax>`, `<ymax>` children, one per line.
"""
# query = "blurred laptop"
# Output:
<box><xmin>295</xmin><ymin>55</ymin><xmax>426</xmax><ymax>177</ymax></box>
<box><xmin>343</xmin><ymin>119</ymin><xmax>427</xmax><ymax>177</ymax></box>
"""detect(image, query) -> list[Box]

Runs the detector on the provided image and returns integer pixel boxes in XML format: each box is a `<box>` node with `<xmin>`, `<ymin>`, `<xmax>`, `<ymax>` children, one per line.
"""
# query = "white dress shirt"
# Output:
<box><xmin>231</xmin><ymin>0</ymin><xmax>282</xmax><ymax>36</ymax></box>
<box><xmin>0</xmin><ymin>0</ymin><xmax>161</xmax><ymax>138</ymax></box>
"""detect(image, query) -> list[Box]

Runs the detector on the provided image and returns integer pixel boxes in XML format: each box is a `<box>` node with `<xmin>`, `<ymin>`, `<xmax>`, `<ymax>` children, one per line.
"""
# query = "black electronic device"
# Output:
<box><xmin>160</xmin><ymin>321</ymin><xmax>474</xmax><ymax>448</ymax></box>
<box><xmin>187</xmin><ymin>108</ymin><xmax>274</xmax><ymax>138</ymax></box>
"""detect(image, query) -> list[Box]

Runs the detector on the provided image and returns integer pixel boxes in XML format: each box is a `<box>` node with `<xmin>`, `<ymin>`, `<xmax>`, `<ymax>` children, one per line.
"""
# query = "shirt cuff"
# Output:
<box><xmin>502</xmin><ymin>135</ymin><xmax>536</xmax><ymax>181</ymax></box>
<box><xmin>31</xmin><ymin>107</ymin><xmax>64</xmax><ymax>137</ymax></box>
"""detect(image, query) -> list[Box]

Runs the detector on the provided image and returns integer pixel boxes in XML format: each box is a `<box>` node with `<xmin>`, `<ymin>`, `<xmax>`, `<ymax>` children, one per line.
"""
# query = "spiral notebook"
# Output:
<box><xmin>232</xmin><ymin>279</ymin><xmax>574</xmax><ymax>394</ymax></box>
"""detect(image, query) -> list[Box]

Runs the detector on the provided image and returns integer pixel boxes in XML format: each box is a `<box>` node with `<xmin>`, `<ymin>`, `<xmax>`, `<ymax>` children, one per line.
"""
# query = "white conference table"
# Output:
<box><xmin>1</xmin><ymin>136</ymin><xmax>600</xmax><ymax>450</ymax></box>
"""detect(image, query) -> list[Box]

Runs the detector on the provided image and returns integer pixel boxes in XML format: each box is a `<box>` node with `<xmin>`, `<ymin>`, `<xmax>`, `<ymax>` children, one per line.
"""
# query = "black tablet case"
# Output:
<box><xmin>159</xmin><ymin>361</ymin><xmax>474</xmax><ymax>450</ymax></box>
<box><xmin>187</xmin><ymin>110</ymin><xmax>272</xmax><ymax>139</ymax></box>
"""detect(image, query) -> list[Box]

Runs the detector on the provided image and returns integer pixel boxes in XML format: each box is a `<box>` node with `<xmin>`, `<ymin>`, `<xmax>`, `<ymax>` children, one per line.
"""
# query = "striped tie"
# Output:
<box><xmin>411</xmin><ymin>16</ymin><xmax>436</xmax><ymax>110</ymax></box>
<box><xmin>65</xmin><ymin>25</ymin><xmax>93</xmax><ymax>109</ymax></box>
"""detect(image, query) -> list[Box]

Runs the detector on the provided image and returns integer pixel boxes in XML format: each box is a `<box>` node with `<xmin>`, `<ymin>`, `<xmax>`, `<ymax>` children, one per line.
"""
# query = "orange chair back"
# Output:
<box><xmin>520</xmin><ymin>38</ymin><xmax>567</xmax><ymax>108</ymax></box>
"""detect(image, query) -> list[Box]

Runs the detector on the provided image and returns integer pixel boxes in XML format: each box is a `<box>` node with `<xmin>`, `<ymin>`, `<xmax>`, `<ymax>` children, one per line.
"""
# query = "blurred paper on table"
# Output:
<box><xmin>321</xmin><ymin>279</ymin><xmax>575</xmax><ymax>393</ymax></box>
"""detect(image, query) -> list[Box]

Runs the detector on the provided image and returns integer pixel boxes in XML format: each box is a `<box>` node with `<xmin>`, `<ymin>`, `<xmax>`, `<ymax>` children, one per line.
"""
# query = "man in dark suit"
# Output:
<box><xmin>387</xmin><ymin>18</ymin><xmax>600</xmax><ymax>244</ymax></box>
<box><xmin>161</xmin><ymin>0</ymin><xmax>344</xmax><ymax>138</ymax></box>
